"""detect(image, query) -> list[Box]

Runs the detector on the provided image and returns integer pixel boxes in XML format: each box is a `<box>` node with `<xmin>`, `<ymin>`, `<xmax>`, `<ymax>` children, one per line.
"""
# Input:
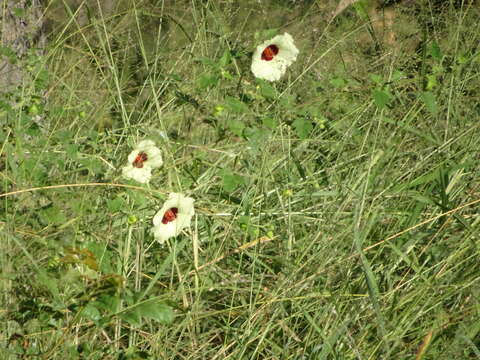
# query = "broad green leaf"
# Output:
<box><xmin>37</xmin><ymin>269</ymin><xmax>60</xmax><ymax>300</ymax></box>
<box><xmin>0</xmin><ymin>45</ymin><xmax>17</xmax><ymax>63</ymax></box>
<box><xmin>258</xmin><ymin>81</ymin><xmax>276</xmax><ymax>99</ymax></box>
<box><xmin>198</xmin><ymin>73</ymin><xmax>219</xmax><ymax>89</ymax></box>
<box><xmin>65</xmin><ymin>143</ymin><xmax>79</xmax><ymax>160</ymax></box>
<box><xmin>120</xmin><ymin>308</ymin><xmax>142</xmax><ymax>327</ymax></box>
<box><xmin>107</xmin><ymin>197</ymin><xmax>125</xmax><ymax>213</ymax></box>
<box><xmin>78</xmin><ymin>158</ymin><xmax>103</xmax><ymax>176</ymax></box>
<box><xmin>95</xmin><ymin>294</ymin><xmax>120</xmax><ymax>313</ymax></box>
<box><xmin>245</xmin><ymin>127</ymin><xmax>270</xmax><ymax>149</ymax></box>
<box><xmin>426</xmin><ymin>74</ymin><xmax>438</xmax><ymax>90</ymax></box>
<box><xmin>221</xmin><ymin>169</ymin><xmax>245</xmax><ymax>193</ymax></box>
<box><xmin>330</xmin><ymin>77</ymin><xmax>347</xmax><ymax>88</ymax></box>
<box><xmin>136</xmin><ymin>300</ymin><xmax>174</xmax><ymax>325</ymax></box>
<box><xmin>421</xmin><ymin>91</ymin><xmax>438</xmax><ymax>114</ymax></box>
<box><xmin>227</xmin><ymin>119</ymin><xmax>245</xmax><ymax>137</ymax></box>
<box><xmin>372</xmin><ymin>89</ymin><xmax>392</xmax><ymax>109</ymax></box>
<box><xmin>262</xmin><ymin>117</ymin><xmax>278</xmax><ymax>130</ymax></box>
<box><xmin>353</xmin><ymin>0</ymin><xmax>370</xmax><ymax>19</ymax></box>
<box><xmin>127</xmin><ymin>190</ymin><xmax>149</xmax><ymax>207</ymax></box>
<box><xmin>13</xmin><ymin>8</ymin><xmax>26</xmax><ymax>17</ymax></box>
<box><xmin>218</xmin><ymin>50</ymin><xmax>231</xmax><ymax>67</ymax></box>
<box><xmin>391</xmin><ymin>70</ymin><xmax>405</xmax><ymax>82</ymax></box>
<box><xmin>370</xmin><ymin>74</ymin><xmax>383</xmax><ymax>84</ymax></box>
<box><xmin>225</xmin><ymin>96</ymin><xmax>249</xmax><ymax>113</ymax></box>
<box><xmin>81</xmin><ymin>303</ymin><xmax>102</xmax><ymax>322</ymax></box>
<box><xmin>39</xmin><ymin>205</ymin><xmax>67</xmax><ymax>226</ymax></box>
<box><xmin>292</xmin><ymin>118</ymin><xmax>313</xmax><ymax>139</ymax></box>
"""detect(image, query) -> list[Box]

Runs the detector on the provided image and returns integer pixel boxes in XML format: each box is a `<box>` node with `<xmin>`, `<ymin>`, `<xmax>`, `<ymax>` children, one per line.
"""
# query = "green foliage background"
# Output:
<box><xmin>1</xmin><ymin>0</ymin><xmax>480</xmax><ymax>359</ymax></box>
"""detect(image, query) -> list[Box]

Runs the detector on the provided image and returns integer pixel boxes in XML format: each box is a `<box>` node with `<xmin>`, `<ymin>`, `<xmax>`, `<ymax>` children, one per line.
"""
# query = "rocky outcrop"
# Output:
<box><xmin>0</xmin><ymin>0</ymin><xmax>45</xmax><ymax>93</ymax></box>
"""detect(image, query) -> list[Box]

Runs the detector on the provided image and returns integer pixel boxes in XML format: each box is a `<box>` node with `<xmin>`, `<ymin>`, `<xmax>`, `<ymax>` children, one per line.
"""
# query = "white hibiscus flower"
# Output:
<box><xmin>122</xmin><ymin>140</ymin><xmax>163</xmax><ymax>184</ymax></box>
<box><xmin>152</xmin><ymin>193</ymin><xmax>195</xmax><ymax>244</ymax></box>
<box><xmin>251</xmin><ymin>33</ymin><xmax>299</xmax><ymax>82</ymax></box>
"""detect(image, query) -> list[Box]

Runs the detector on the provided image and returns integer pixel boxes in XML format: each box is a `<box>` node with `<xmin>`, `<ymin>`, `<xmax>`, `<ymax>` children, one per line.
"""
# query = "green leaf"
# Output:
<box><xmin>391</xmin><ymin>70</ymin><xmax>405</xmax><ymax>82</ymax></box>
<box><xmin>278</xmin><ymin>93</ymin><xmax>296</xmax><ymax>109</ymax></box>
<box><xmin>238</xmin><ymin>215</ymin><xmax>258</xmax><ymax>237</ymax></box>
<box><xmin>262</xmin><ymin>117</ymin><xmax>278</xmax><ymax>130</ymax></box>
<box><xmin>224</xmin><ymin>96</ymin><xmax>249</xmax><ymax>114</ymax></box>
<box><xmin>429</xmin><ymin>41</ymin><xmax>442</xmax><ymax>60</ymax></box>
<box><xmin>196</xmin><ymin>57</ymin><xmax>216</xmax><ymax>67</ymax></box>
<box><xmin>245</xmin><ymin>127</ymin><xmax>270</xmax><ymax>150</ymax></box>
<box><xmin>86</xmin><ymin>242</ymin><xmax>114</xmax><ymax>274</ymax></box>
<box><xmin>218</xmin><ymin>50</ymin><xmax>231</xmax><ymax>67</ymax></box>
<box><xmin>65</xmin><ymin>143</ymin><xmax>79</xmax><ymax>160</ymax></box>
<box><xmin>369</xmin><ymin>74</ymin><xmax>383</xmax><ymax>84</ymax></box>
<box><xmin>127</xmin><ymin>190</ymin><xmax>149</xmax><ymax>207</ymax></box>
<box><xmin>227</xmin><ymin>119</ymin><xmax>245</xmax><ymax>137</ymax></box>
<box><xmin>95</xmin><ymin>294</ymin><xmax>120</xmax><ymax>313</ymax></box>
<box><xmin>221</xmin><ymin>169</ymin><xmax>245</xmax><ymax>193</ymax></box>
<box><xmin>81</xmin><ymin>303</ymin><xmax>102</xmax><ymax>322</ymax></box>
<box><xmin>258</xmin><ymin>81</ymin><xmax>276</xmax><ymax>99</ymax></box>
<box><xmin>37</xmin><ymin>269</ymin><xmax>60</xmax><ymax>300</ymax></box>
<box><xmin>13</xmin><ymin>8</ymin><xmax>26</xmax><ymax>17</ymax></box>
<box><xmin>198</xmin><ymin>73</ymin><xmax>219</xmax><ymax>89</ymax></box>
<box><xmin>120</xmin><ymin>308</ymin><xmax>142</xmax><ymax>327</ymax></box>
<box><xmin>107</xmin><ymin>197</ymin><xmax>125</xmax><ymax>213</ymax></box>
<box><xmin>169</xmin><ymin>73</ymin><xmax>182</xmax><ymax>81</ymax></box>
<box><xmin>353</xmin><ymin>0</ymin><xmax>370</xmax><ymax>19</ymax></box>
<box><xmin>78</xmin><ymin>158</ymin><xmax>103</xmax><ymax>176</ymax></box>
<box><xmin>39</xmin><ymin>205</ymin><xmax>67</xmax><ymax>226</ymax></box>
<box><xmin>35</xmin><ymin>68</ymin><xmax>49</xmax><ymax>90</ymax></box>
<box><xmin>372</xmin><ymin>89</ymin><xmax>392</xmax><ymax>109</ymax></box>
<box><xmin>330</xmin><ymin>77</ymin><xmax>347</xmax><ymax>88</ymax></box>
<box><xmin>292</xmin><ymin>118</ymin><xmax>313</xmax><ymax>139</ymax></box>
<box><xmin>421</xmin><ymin>91</ymin><xmax>438</xmax><ymax>114</ymax></box>
<box><xmin>136</xmin><ymin>300</ymin><xmax>174</xmax><ymax>325</ymax></box>
<box><xmin>426</xmin><ymin>74</ymin><xmax>438</xmax><ymax>91</ymax></box>
<box><xmin>0</xmin><ymin>45</ymin><xmax>17</xmax><ymax>63</ymax></box>
<box><xmin>55</xmin><ymin>129</ymin><xmax>74</xmax><ymax>143</ymax></box>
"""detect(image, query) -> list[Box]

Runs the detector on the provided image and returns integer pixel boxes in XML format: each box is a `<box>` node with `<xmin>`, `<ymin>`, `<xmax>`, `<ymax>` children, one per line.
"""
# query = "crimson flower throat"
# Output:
<box><xmin>132</xmin><ymin>152</ymin><xmax>148</xmax><ymax>168</ymax></box>
<box><xmin>162</xmin><ymin>207</ymin><xmax>178</xmax><ymax>224</ymax></box>
<box><xmin>261</xmin><ymin>45</ymin><xmax>279</xmax><ymax>61</ymax></box>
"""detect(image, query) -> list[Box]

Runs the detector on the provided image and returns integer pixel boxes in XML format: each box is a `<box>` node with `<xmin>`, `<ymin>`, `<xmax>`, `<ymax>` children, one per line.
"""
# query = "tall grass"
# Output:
<box><xmin>1</xmin><ymin>0</ymin><xmax>479</xmax><ymax>359</ymax></box>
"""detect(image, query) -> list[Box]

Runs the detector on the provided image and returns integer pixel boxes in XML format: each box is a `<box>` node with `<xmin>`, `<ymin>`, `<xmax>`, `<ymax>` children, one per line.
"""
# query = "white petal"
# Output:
<box><xmin>152</xmin><ymin>221</ymin><xmax>178</xmax><ymax>244</ymax></box>
<box><xmin>251</xmin><ymin>60</ymin><xmax>286</xmax><ymax>81</ymax></box>
<box><xmin>251</xmin><ymin>33</ymin><xmax>299</xmax><ymax>82</ymax></box>
<box><xmin>122</xmin><ymin>140</ymin><xmax>163</xmax><ymax>184</ymax></box>
<box><xmin>122</xmin><ymin>165</ymin><xmax>152</xmax><ymax>184</ymax></box>
<box><xmin>136</xmin><ymin>140</ymin><xmax>156</xmax><ymax>150</ymax></box>
<box><xmin>152</xmin><ymin>193</ymin><xmax>195</xmax><ymax>243</ymax></box>
<box><xmin>145</xmin><ymin>147</ymin><xmax>163</xmax><ymax>168</ymax></box>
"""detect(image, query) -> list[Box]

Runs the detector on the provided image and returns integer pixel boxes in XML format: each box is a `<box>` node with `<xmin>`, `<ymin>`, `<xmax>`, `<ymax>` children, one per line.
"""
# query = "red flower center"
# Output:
<box><xmin>132</xmin><ymin>152</ymin><xmax>148</xmax><ymax>168</ymax></box>
<box><xmin>261</xmin><ymin>44</ymin><xmax>279</xmax><ymax>61</ymax></box>
<box><xmin>161</xmin><ymin>207</ymin><xmax>178</xmax><ymax>224</ymax></box>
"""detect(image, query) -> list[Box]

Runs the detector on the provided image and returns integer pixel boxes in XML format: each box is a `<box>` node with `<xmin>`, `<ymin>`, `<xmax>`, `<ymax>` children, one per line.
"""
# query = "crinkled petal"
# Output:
<box><xmin>152</xmin><ymin>193</ymin><xmax>195</xmax><ymax>243</ymax></box>
<box><xmin>122</xmin><ymin>165</ymin><xmax>152</xmax><ymax>184</ymax></box>
<box><xmin>145</xmin><ymin>147</ymin><xmax>163</xmax><ymax>168</ymax></box>
<box><xmin>122</xmin><ymin>140</ymin><xmax>163</xmax><ymax>184</ymax></box>
<box><xmin>251</xmin><ymin>33</ymin><xmax>299</xmax><ymax>82</ymax></box>
<box><xmin>136</xmin><ymin>140</ymin><xmax>156</xmax><ymax>151</ymax></box>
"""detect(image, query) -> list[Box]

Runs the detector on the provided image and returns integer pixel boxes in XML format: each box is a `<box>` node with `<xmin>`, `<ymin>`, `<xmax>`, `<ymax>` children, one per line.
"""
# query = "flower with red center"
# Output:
<box><xmin>162</xmin><ymin>207</ymin><xmax>178</xmax><ymax>224</ymax></box>
<box><xmin>122</xmin><ymin>140</ymin><xmax>163</xmax><ymax>184</ymax></box>
<box><xmin>251</xmin><ymin>33</ymin><xmax>299</xmax><ymax>82</ymax></box>
<box><xmin>152</xmin><ymin>193</ymin><xmax>195</xmax><ymax>244</ymax></box>
<box><xmin>132</xmin><ymin>152</ymin><xmax>148</xmax><ymax>168</ymax></box>
<box><xmin>261</xmin><ymin>44</ymin><xmax>279</xmax><ymax>61</ymax></box>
